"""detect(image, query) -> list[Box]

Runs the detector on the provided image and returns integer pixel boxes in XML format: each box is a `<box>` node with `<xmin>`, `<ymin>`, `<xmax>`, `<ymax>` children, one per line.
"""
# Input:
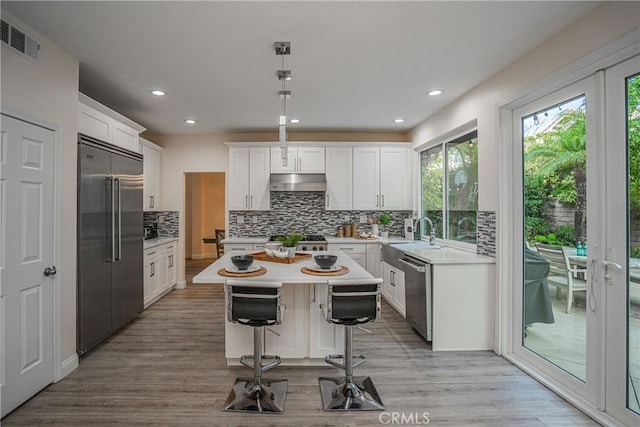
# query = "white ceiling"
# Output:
<box><xmin>2</xmin><ymin>1</ymin><xmax>601</xmax><ymax>135</ymax></box>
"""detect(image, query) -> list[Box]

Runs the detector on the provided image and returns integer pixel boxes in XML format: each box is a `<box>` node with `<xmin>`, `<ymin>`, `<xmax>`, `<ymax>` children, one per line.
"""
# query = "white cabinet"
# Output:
<box><xmin>382</xmin><ymin>261</ymin><xmax>406</xmax><ymax>317</ymax></box>
<box><xmin>143</xmin><ymin>240</ymin><xmax>177</xmax><ymax>309</ymax></box>
<box><xmin>328</xmin><ymin>243</ymin><xmax>367</xmax><ymax>269</ymax></box>
<box><xmin>78</xmin><ymin>93</ymin><xmax>145</xmax><ymax>153</ymax></box>
<box><xmin>270</xmin><ymin>146</ymin><xmax>325</xmax><ymax>174</ymax></box>
<box><xmin>264</xmin><ymin>284</ymin><xmax>307</xmax><ymax>358</ymax></box>
<box><xmin>228</xmin><ymin>147</ymin><xmax>270</xmax><ymax>210</ymax></box>
<box><xmin>140</xmin><ymin>138</ymin><xmax>162</xmax><ymax>211</ymax></box>
<box><xmin>365</xmin><ymin>243</ymin><xmax>382</xmax><ymax>278</ymax></box>
<box><xmin>353</xmin><ymin>146</ymin><xmax>411</xmax><ymax>210</ymax></box>
<box><xmin>223</xmin><ymin>243</ymin><xmax>263</xmax><ymax>252</ymax></box>
<box><xmin>309</xmin><ymin>283</ymin><xmax>344</xmax><ymax>358</ymax></box>
<box><xmin>325</xmin><ymin>147</ymin><xmax>352</xmax><ymax>210</ymax></box>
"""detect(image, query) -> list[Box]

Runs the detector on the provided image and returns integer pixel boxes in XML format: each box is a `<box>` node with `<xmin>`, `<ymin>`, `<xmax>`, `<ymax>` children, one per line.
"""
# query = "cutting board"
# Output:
<box><xmin>249</xmin><ymin>251</ymin><xmax>312</xmax><ymax>264</ymax></box>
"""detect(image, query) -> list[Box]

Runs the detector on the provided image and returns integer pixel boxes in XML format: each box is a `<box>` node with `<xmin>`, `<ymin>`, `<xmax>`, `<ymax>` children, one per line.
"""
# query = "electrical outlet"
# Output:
<box><xmin>360</xmin><ymin>215</ymin><xmax>367</xmax><ymax>223</ymax></box>
<box><xmin>237</xmin><ymin>215</ymin><xmax>245</xmax><ymax>224</ymax></box>
<box><xmin>253</xmin><ymin>216</ymin><xmax>258</xmax><ymax>224</ymax></box>
<box><xmin>158</xmin><ymin>215</ymin><xmax>165</xmax><ymax>224</ymax></box>
<box><xmin>343</xmin><ymin>215</ymin><xmax>350</xmax><ymax>222</ymax></box>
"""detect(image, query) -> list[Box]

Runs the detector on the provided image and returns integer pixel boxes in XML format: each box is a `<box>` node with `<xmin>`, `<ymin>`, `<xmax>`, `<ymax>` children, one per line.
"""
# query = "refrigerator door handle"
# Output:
<box><xmin>116</xmin><ymin>177</ymin><xmax>122</xmax><ymax>261</ymax></box>
<box><xmin>109</xmin><ymin>175</ymin><xmax>116</xmax><ymax>262</ymax></box>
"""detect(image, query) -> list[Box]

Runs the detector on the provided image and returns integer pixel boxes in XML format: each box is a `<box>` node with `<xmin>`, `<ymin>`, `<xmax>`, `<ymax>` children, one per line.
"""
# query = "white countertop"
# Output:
<box><xmin>221</xmin><ymin>236</ymin><xmax>268</xmax><ymax>244</ymax></box>
<box><xmin>143</xmin><ymin>237</ymin><xmax>178</xmax><ymax>250</ymax></box>
<box><xmin>326</xmin><ymin>235</ymin><xmax>409</xmax><ymax>244</ymax></box>
<box><xmin>388</xmin><ymin>242</ymin><xmax>495</xmax><ymax>265</ymax></box>
<box><xmin>193</xmin><ymin>250</ymin><xmax>373</xmax><ymax>284</ymax></box>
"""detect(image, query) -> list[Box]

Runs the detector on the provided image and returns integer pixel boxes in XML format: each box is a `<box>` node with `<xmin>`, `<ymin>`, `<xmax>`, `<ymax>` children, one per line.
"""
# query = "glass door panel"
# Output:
<box><xmin>605</xmin><ymin>56</ymin><xmax>640</xmax><ymax>425</ymax></box>
<box><xmin>522</xmin><ymin>95</ymin><xmax>588</xmax><ymax>381</ymax></box>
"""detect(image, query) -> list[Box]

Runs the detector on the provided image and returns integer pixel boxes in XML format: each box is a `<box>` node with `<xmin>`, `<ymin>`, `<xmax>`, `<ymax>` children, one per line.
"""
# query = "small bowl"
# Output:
<box><xmin>314</xmin><ymin>254</ymin><xmax>338</xmax><ymax>269</ymax></box>
<box><xmin>273</xmin><ymin>248</ymin><xmax>290</xmax><ymax>259</ymax></box>
<box><xmin>231</xmin><ymin>255</ymin><xmax>254</xmax><ymax>270</ymax></box>
<box><xmin>264</xmin><ymin>242</ymin><xmax>282</xmax><ymax>257</ymax></box>
<box><xmin>264</xmin><ymin>248</ymin><xmax>274</xmax><ymax>257</ymax></box>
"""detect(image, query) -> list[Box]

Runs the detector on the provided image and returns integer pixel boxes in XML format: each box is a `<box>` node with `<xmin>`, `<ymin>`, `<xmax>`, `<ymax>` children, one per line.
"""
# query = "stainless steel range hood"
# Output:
<box><xmin>270</xmin><ymin>173</ymin><xmax>326</xmax><ymax>192</ymax></box>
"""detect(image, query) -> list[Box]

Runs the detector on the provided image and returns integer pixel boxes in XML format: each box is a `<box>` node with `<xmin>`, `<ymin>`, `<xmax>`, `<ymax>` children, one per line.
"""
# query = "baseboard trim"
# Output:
<box><xmin>58</xmin><ymin>353</ymin><xmax>78</xmax><ymax>382</ymax></box>
<box><xmin>175</xmin><ymin>280</ymin><xmax>187</xmax><ymax>289</ymax></box>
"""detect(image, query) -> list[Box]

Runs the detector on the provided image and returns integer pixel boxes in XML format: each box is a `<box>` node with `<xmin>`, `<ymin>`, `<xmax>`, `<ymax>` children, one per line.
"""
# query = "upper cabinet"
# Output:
<box><xmin>140</xmin><ymin>138</ymin><xmax>162</xmax><ymax>211</ymax></box>
<box><xmin>353</xmin><ymin>146</ymin><xmax>411</xmax><ymax>210</ymax></box>
<box><xmin>229</xmin><ymin>147</ymin><xmax>271</xmax><ymax>210</ymax></box>
<box><xmin>270</xmin><ymin>146</ymin><xmax>325</xmax><ymax>174</ymax></box>
<box><xmin>325</xmin><ymin>147</ymin><xmax>352</xmax><ymax>210</ymax></box>
<box><xmin>78</xmin><ymin>93</ymin><xmax>145</xmax><ymax>153</ymax></box>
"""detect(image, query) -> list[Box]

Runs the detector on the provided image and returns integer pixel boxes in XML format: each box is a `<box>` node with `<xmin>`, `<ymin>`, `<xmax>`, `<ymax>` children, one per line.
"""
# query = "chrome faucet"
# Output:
<box><xmin>424</xmin><ymin>216</ymin><xmax>436</xmax><ymax>245</ymax></box>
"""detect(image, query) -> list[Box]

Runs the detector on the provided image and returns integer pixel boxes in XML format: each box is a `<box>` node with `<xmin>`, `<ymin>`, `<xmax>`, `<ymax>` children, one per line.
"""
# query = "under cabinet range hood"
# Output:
<box><xmin>270</xmin><ymin>173</ymin><xmax>326</xmax><ymax>191</ymax></box>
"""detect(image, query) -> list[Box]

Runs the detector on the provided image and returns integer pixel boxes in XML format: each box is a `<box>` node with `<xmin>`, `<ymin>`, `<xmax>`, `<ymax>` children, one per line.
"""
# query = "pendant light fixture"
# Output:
<box><xmin>275</xmin><ymin>41</ymin><xmax>291</xmax><ymax>166</ymax></box>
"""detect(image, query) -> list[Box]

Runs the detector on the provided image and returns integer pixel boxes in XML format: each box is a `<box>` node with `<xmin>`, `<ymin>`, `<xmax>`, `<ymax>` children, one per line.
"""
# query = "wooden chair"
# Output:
<box><xmin>536</xmin><ymin>243</ymin><xmax>587</xmax><ymax>314</ymax></box>
<box><xmin>215</xmin><ymin>229</ymin><xmax>225</xmax><ymax>259</ymax></box>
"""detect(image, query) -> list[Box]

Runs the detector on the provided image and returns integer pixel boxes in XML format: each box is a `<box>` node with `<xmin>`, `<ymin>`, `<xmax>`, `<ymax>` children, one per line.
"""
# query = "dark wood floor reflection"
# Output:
<box><xmin>3</xmin><ymin>261</ymin><xmax>597</xmax><ymax>426</ymax></box>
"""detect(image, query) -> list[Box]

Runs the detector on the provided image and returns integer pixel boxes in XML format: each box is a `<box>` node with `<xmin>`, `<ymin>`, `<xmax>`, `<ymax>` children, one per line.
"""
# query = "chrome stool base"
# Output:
<box><xmin>319</xmin><ymin>376</ymin><xmax>384</xmax><ymax>411</ymax></box>
<box><xmin>223</xmin><ymin>378</ymin><xmax>288</xmax><ymax>413</ymax></box>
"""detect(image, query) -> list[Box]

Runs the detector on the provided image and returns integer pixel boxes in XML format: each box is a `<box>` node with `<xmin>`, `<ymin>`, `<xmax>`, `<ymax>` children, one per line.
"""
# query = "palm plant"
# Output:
<box><xmin>525</xmin><ymin>109</ymin><xmax>586</xmax><ymax>241</ymax></box>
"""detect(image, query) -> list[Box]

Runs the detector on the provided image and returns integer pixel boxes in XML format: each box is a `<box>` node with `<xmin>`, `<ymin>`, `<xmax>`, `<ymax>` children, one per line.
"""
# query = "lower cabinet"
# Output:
<box><xmin>144</xmin><ymin>240</ymin><xmax>177</xmax><ymax>309</ymax></box>
<box><xmin>365</xmin><ymin>243</ymin><xmax>382</xmax><ymax>278</ymax></box>
<box><xmin>327</xmin><ymin>243</ymin><xmax>367</xmax><ymax>269</ymax></box>
<box><xmin>265</xmin><ymin>284</ymin><xmax>307</xmax><ymax>358</ymax></box>
<box><xmin>309</xmin><ymin>283</ymin><xmax>344</xmax><ymax>358</ymax></box>
<box><xmin>382</xmin><ymin>261</ymin><xmax>406</xmax><ymax>317</ymax></box>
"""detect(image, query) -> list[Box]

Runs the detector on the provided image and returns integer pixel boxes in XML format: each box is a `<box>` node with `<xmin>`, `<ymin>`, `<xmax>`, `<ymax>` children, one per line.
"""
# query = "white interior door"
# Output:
<box><xmin>604</xmin><ymin>55</ymin><xmax>640</xmax><ymax>425</ymax></box>
<box><xmin>0</xmin><ymin>114</ymin><xmax>55</xmax><ymax>417</ymax></box>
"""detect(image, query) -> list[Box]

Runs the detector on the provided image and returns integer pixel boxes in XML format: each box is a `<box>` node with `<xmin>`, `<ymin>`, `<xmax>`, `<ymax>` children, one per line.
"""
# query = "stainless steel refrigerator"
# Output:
<box><xmin>77</xmin><ymin>134</ymin><xmax>143</xmax><ymax>355</ymax></box>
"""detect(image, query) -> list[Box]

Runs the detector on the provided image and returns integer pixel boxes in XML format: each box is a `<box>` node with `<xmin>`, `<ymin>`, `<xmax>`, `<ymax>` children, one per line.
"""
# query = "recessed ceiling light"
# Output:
<box><xmin>150</xmin><ymin>89</ymin><xmax>166</xmax><ymax>96</ymax></box>
<box><xmin>394</xmin><ymin>118</ymin><xmax>405</xmax><ymax>123</ymax></box>
<box><xmin>289</xmin><ymin>119</ymin><xmax>300</xmax><ymax>124</ymax></box>
<box><xmin>184</xmin><ymin>119</ymin><xmax>197</xmax><ymax>124</ymax></box>
<box><xmin>427</xmin><ymin>89</ymin><xmax>443</xmax><ymax>96</ymax></box>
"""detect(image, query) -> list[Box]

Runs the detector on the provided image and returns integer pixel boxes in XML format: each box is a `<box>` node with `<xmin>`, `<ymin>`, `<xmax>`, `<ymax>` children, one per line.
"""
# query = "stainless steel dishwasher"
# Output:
<box><xmin>382</xmin><ymin>244</ymin><xmax>432</xmax><ymax>341</ymax></box>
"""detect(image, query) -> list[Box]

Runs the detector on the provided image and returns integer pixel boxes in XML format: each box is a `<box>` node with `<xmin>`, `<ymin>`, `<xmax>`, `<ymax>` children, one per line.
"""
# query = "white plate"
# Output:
<box><xmin>225</xmin><ymin>265</ymin><xmax>261</xmax><ymax>273</ymax></box>
<box><xmin>306</xmin><ymin>264</ymin><xmax>342</xmax><ymax>273</ymax></box>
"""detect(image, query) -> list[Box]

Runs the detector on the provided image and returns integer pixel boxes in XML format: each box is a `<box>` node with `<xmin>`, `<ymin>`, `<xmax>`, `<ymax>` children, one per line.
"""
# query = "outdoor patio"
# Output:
<box><xmin>525</xmin><ymin>286</ymin><xmax>640</xmax><ymax>413</ymax></box>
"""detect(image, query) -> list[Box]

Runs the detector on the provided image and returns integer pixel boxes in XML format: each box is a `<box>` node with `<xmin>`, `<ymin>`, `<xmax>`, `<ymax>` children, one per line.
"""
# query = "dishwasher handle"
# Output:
<box><xmin>398</xmin><ymin>257</ymin><xmax>426</xmax><ymax>273</ymax></box>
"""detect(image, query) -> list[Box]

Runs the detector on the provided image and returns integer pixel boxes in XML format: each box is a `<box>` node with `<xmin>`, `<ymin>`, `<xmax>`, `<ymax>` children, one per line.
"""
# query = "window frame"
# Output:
<box><xmin>418</xmin><ymin>125</ymin><xmax>478</xmax><ymax>251</ymax></box>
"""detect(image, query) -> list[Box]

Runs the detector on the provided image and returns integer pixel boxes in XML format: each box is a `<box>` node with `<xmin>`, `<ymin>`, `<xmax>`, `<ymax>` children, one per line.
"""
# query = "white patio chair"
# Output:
<box><xmin>536</xmin><ymin>243</ymin><xmax>587</xmax><ymax>314</ymax></box>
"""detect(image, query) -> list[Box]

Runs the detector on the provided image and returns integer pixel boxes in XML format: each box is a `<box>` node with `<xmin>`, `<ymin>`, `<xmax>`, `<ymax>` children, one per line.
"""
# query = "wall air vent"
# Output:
<box><xmin>0</xmin><ymin>19</ymin><xmax>39</xmax><ymax>62</ymax></box>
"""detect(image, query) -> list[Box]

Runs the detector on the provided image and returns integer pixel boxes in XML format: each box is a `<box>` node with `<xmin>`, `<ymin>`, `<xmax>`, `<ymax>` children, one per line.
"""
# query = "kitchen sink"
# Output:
<box><xmin>390</xmin><ymin>241</ymin><xmax>441</xmax><ymax>251</ymax></box>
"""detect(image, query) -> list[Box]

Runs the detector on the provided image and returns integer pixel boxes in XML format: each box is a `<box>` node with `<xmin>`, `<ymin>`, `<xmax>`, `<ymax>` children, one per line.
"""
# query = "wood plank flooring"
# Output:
<box><xmin>3</xmin><ymin>263</ymin><xmax>597</xmax><ymax>426</ymax></box>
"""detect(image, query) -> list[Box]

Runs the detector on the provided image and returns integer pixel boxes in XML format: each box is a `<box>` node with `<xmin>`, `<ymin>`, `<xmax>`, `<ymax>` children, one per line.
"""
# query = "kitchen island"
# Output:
<box><xmin>193</xmin><ymin>251</ymin><xmax>374</xmax><ymax>365</ymax></box>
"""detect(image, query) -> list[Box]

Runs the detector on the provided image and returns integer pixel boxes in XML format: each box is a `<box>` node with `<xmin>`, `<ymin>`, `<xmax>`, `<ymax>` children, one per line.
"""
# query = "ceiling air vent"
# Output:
<box><xmin>0</xmin><ymin>19</ymin><xmax>39</xmax><ymax>62</ymax></box>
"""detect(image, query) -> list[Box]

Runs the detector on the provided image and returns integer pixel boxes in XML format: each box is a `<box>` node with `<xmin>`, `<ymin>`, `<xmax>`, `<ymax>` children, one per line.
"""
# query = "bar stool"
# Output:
<box><xmin>223</xmin><ymin>279</ymin><xmax>287</xmax><ymax>413</ymax></box>
<box><xmin>319</xmin><ymin>278</ymin><xmax>384</xmax><ymax>411</ymax></box>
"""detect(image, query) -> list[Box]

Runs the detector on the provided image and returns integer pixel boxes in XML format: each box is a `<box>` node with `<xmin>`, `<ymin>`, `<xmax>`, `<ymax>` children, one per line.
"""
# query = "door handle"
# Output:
<box><xmin>43</xmin><ymin>266</ymin><xmax>57</xmax><ymax>277</ymax></box>
<box><xmin>381</xmin><ymin>194</ymin><xmax>385</xmax><ymax>207</ymax></box>
<box><xmin>116</xmin><ymin>178</ymin><xmax>122</xmax><ymax>261</ymax></box>
<box><xmin>150</xmin><ymin>195</ymin><xmax>154</xmax><ymax>208</ymax></box>
<box><xmin>245</xmin><ymin>195</ymin><xmax>249</xmax><ymax>208</ymax></box>
<box><xmin>376</xmin><ymin>195</ymin><xmax>379</xmax><ymax>208</ymax></box>
<box><xmin>250</xmin><ymin>194</ymin><xmax>253</xmax><ymax>208</ymax></box>
<box><xmin>603</xmin><ymin>260</ymin><xmax>623</xmax><ymax>270</ymax></box>
<box><xmin>109</xmin><ymin>175</ymin><xmax>116</xmax><ymax>263</ymax></box>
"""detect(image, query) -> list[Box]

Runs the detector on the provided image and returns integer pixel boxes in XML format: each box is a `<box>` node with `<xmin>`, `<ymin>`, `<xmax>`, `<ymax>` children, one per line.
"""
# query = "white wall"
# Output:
<box><xmin>1</xmin><ymin>10</ymin><xmax>79</xmax><ymax>373</ymax></box>
<box><xmin>409</xmin><ymin>1</ymin><xmax>640</xmax><ymax>212</ymax></box>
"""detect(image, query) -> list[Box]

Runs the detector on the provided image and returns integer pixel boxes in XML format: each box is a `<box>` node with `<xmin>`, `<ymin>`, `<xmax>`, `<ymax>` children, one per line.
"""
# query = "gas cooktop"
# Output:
<box><xmin>268</xmin><ymin>235</ymin><xmax>327</xmax><ymax>251</ymax></box>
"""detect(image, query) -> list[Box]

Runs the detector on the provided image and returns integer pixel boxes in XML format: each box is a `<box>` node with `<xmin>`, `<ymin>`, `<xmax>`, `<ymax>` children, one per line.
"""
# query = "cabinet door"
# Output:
<box><xmin>144</xmin><ymin>250</ymin><xmax>160</xmax><ymax>307</ymax></box>
<box><xmin>381</xmin><ymin>262</ymin><xmax>395</xmax><ymax>303</ymax></box>
<box><xmin>270</xmin><ymin>147</ymin><xmax>296</xmax><ymax>173</ymax></box>
<box><xmin>325</xmin><ymin>147</ymin><xmax>352</xmax><ymax>210</ymax></box>
<box><xmin>79</xmin><ymin>103</ymin><xmax>111</xmax><ymax>142</ymax></box>
<box><xmin>113</xmin><ymin>123</ymin><xmax>140</xmax><ymax>153</ymax></box>
<box><xmin>228</xmin><ymin>148</ymin><xmax>250</xmax><ymax>210</ymax></box>
<box><xmin>166</xmin><ymin>244</ymin><xmax>177</xmax><ymax>288</ymax></box>
<box><xmin>348</xmin><ymin>252</ymin><xmax>367</xmax><ymax>269</ymax></box>
<box><xmin>365</xmin><ymin>243</ymin><xmax>381</xmax><ymax>278</ymax></box>
<box><xmin>264</xmin><ymin>284</ymin><xmax>307</xmax><ymax>358</ymax></box>
<box><xmin>156</xmin><ymin>249</ymin><xmax>169</xmax><ymax>295</ymax></box>
<box><xmin>380</xmin><ymin>146</ymin><xmax>410</xmax><ymax>210</ymax></box>
<box><xmin>224</xmin><ymin>243</ymin><xmax>254</xmax><ymax>252</ymax></box>
<box><xmin>353</xmin><ymin>147</ymin><xmax>380</xmax><ymax>210</ymax></box>
<box><xmin>249</xmin><ymin>147</ymin><xmax>271</xmax><ymax>210</ymax></box>
<box><xmin>297</xmin><ymin>147</ymin><xmax>325</xmax><ymax>173</ymax></box>
<box><xmin>309</xmin><ymin>284</ymin><xmax>344</xmax><ymax>358</ymax></box>
<box><xmin>141</xmin><ymin>143</ymin><xmax>161</xmax><ymax>211</ymax></box>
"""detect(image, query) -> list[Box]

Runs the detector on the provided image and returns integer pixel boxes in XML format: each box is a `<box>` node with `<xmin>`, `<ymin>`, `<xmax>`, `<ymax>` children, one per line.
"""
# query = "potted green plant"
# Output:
<box><xmin>276</xmin><ymin>232</ymin><xmax>305</xmax><ymax>257</ymax></box>
<box><xmin>379</xmin><ymin>213</ymin><xmax>391</xmax><ymax>238</ymax></box>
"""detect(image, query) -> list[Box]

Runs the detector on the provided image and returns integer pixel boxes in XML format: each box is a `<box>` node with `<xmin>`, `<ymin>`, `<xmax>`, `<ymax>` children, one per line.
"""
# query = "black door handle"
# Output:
<box><xmin>44</xmin><ymin>266</ymin><xmax>57</xmax><ymax>277</ymax></box>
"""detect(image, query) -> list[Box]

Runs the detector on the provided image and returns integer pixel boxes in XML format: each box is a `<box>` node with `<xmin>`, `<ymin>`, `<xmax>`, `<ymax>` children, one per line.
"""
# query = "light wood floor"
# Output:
<box><xmin>3</xmin><ymin>261</ymin><xmax>597</xmax><ymax>426</ymax></box>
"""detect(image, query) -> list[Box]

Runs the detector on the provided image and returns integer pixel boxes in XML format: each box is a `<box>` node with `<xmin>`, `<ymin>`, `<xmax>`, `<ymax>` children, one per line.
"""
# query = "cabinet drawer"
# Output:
<box><xmin>327</xmin><ymin>243</ymin><xmax>366</xmax><ymax>254</ymax></box>
<box><xmin>224</xmin><ymin>243</ymin><xmax>254</xmax><ymax>251</ymax></box>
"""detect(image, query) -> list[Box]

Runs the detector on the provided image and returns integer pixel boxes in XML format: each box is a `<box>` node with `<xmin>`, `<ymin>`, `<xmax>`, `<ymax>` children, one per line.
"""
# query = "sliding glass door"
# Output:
<box><xmin>511</xmin><ymin>56</ymin><xmax>640</xmax><ymax>424</ymax></box>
